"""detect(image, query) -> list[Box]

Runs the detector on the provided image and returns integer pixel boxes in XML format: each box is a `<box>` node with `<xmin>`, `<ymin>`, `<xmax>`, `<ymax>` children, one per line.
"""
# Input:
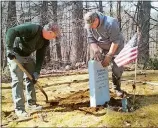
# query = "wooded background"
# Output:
<box><xmin>1</xmin><ymin>1</ymin><xmax>158</xmax><ymax>70</ymax></box>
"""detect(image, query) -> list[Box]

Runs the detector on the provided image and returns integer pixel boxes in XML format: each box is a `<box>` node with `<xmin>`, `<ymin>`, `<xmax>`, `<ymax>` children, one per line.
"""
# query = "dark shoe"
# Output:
<box><xmin>26</xmin><ymin>104</ymin><xmax>42</xmax><ymax>110</ymax></box>
<box><xmin>15</xmin><ymin>109</ymin><xmax>29</xmax><ymax>118</ymax></box>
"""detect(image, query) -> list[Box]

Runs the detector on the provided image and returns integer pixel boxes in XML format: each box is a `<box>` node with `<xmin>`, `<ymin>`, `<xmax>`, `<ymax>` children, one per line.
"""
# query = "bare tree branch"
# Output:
<box><xmin>151</xmin><ymin>5</ymin><xmax>158</xmax><ymax>12</ymax></box>
<box><xmin>124</xmin><ymin>10</ymin><xmax>139</xmax><ymax>27</ymax></box>
<box><xmin>150</xmin><ymin>24</ymin><xmax>158</xmax><ymax>31</ymax></box>
<box><xmin>150</xmin><ymin>17</ymin><xmax>158</xmax><ymax>22</ymax></box>
<box><xmin>150</xmin><ymin>36</ymin><xmax>157</xmax><ymax>43</ymax></box>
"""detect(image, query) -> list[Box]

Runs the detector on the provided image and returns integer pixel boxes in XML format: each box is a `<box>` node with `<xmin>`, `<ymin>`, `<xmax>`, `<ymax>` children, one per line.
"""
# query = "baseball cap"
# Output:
<box><xmin>43</xmin><ymin>22</ymin><xmax>61</xmax><ymax>40</ymax></box>
<box><xmin>84</xmin><ymin>11</ymin><xmax>98</xmax><ymax>29</ymax></box>
<box><xmin>43</xmin><ymin>22</ymin><xmax>60</xmax><ymax>37</ymax></box>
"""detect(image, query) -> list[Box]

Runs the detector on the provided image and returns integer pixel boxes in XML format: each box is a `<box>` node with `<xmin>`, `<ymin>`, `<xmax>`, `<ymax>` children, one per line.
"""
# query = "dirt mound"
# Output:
<box><xmin>45</xmin><ymin>89</ymin><xmax>134</xmax><ymax>114</ymax></box>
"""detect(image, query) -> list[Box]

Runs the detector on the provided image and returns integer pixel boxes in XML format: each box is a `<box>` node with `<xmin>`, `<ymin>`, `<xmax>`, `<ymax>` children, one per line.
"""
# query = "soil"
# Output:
<box><xmin>1</xmin><ymin>70</ymin><xmax>158</xmax><ymax>127</ymax></box>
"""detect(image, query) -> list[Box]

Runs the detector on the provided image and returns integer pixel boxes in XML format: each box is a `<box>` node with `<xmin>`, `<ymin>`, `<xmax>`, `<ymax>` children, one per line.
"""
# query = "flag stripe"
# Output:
<box><xmin>116</xmin><ymin>47</ymin><xmax>138</xmax><ymax>60</ymax></box>
<box><xmin>118</xmin><ymin>45</ymin><xmax>131</xmax><ymax>54</ymax></box>
<box><xmin>115</xmin><ymin>49</ymin><xmax>138</xmax><ymax>63</ymax></box>
<box><xmin>116</xmin><ymin>55</ymin><xmax>137</xmax><ymax>67</ymax></box>
<box><xmin>117</xmin><ymin>46</ymin><xmax>137</xmax><ymax>55</ymax></box>
<box><xmin>114</xmin><ymin>33</ymin><xmax>138</xmax><ymax>67</ymax></box>
<box><xmin>118</xmin><ymin>41</ymin><xmax>137</xmax><ymax>55</ymax></box>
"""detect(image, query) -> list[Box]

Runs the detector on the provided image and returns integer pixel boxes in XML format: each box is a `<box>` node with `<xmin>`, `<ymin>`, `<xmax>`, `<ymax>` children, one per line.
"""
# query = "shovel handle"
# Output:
<box><xmin>13</xmin><ymin>58</ymin><xmax>33</xmax><ymax>80</ymax></box>
<box><xmin>13</xmin><ymin>58</ymin><xmax>48</xmax><ymax>102</ymax></box>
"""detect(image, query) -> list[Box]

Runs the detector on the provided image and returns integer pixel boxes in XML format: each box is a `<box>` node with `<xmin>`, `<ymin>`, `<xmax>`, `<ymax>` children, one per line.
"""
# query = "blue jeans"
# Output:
<box><xmin>8</xmin><ymin>54</ymin><xmax>36</xmax><ymax>111</ymax></box>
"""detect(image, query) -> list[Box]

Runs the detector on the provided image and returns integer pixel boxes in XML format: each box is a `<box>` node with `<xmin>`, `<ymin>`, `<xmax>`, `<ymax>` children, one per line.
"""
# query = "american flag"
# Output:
<box><xmin>114</xmin><ymin>33</ymin><xmax>138</xmax><ymax>67</ymax></box>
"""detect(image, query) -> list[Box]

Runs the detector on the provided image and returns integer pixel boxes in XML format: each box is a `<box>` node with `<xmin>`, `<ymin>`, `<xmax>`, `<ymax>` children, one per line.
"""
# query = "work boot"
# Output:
<box><xmin>26</xmin><ymin>103</ymin><xmax>42</xmax><ymax>111</ymax></box>
<box><xmin>15</xmin><ymin>109</ymin><xmax>29</xmax><ymax>118</ymax></box>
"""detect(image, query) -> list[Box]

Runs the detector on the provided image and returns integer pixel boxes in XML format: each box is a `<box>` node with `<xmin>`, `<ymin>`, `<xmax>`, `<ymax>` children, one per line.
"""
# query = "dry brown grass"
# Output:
<box><xmin>1</xmin><ymin>70</ymin><xmax>158</xmax><ymax>127</ymax></box>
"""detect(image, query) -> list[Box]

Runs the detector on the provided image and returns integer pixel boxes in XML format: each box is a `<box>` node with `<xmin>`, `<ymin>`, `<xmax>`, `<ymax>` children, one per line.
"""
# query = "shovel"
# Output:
<box><xmin>13</xmin><ymin>58</ymin><xmax>49</xmax><ymax>103</ymax></box>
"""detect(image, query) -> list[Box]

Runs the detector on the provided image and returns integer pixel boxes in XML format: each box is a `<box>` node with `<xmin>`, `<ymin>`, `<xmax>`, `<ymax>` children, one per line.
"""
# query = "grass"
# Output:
<box><xmin>1</xmin><ymin>70</ymin><xmax>158</xmax><ymax>127</ymax></box>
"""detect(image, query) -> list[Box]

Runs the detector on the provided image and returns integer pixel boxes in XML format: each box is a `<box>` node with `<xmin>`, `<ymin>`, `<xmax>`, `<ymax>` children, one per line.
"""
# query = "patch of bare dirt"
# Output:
<box><xmin>41</xmin><ymin>89</ymin><xmax>134</xmax><ymax>115</ymax></box>
<box><xmin>2</xmin><ymin>70</ymin><xmax>158</xmax><ymax>127</ymax></box>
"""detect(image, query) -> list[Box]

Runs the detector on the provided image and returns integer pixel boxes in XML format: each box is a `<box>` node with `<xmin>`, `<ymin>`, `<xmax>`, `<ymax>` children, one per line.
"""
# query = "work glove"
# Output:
<box><xmin>7</xmin><ymin>50</ymin><xmax>16</xmax><ymax>60</ymax></box>
<box><xmin>93</xmin><ymin>49</ymin><xmax>103</xmax><ymax>61</ymax></box>
<box><xmin>32</xmin><ymin>72</ymin><xmax>39</xmax><ymax>84</ymax></box>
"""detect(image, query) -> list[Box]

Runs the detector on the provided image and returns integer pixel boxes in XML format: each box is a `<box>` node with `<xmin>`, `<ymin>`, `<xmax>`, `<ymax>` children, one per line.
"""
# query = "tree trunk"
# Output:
<box><xmin>98</xmin><ymin>1</ymin><xmax>103</xmax><ymax>13</ymax></box>
<box><xmin>156</xmin><ymin>15</ymin><xmax>158</xmax><ymax>55</ymax></box>
<box><xmin>110</xmin><ymin>1</ymin><xmax>113</xmax><ymax>16</ymax></box>
<box><xmin>40</xmin><ymin>1</ymin><xmax>50</xmax><ymax>63</ymax></box>
<box><xmin>3</xmin><ymin>1</ymin><xmax>17</xmax><ymax>69</ymax></box>
<box><xmin>51</xmin><ymin>1</ymin><xmax>62</xmax><ymax>66</ymax></box>
<box><xmin>137</xmin><ymin>1</ymin><xmax>151</xmax><ymax>68</ymax></box>
<box><xmin>71</xmin><ymin>1</ymin><xmax>84</xmax><ymax>66</ymax></box>
<box><xmin>1</xmin><ymin>37</ymin><xmax>4</xmax><ymax>68</ymax></box>
<box><xmin>7</xmin><ymin>1</ymin><xmax>17</xmax><ymax>29</ymax></box>
<box><xmin>117</xmin><ymin>1</ymin><xmax>121</xmax><ymax>30</ymax></box>
<box><xmin>40</xmin><ymin>1</ymin><xmax>48</xmax><ymax>25</ymax></box>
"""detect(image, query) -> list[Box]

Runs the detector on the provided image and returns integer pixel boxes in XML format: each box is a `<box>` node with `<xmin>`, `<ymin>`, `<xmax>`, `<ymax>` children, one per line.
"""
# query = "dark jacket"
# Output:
<box><xmin>6</xmin><ymin>23</ymin><xmax>50</xmax><ymax>74</ymax></box>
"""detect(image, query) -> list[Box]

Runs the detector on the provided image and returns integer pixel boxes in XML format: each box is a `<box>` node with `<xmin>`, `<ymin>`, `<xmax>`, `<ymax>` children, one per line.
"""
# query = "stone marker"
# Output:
<box><xmin>122</xmin><ymin>98</ymin><xmax>128</xmax><ymax>112</ymax></box>
<box><xmin>88</xmin><ymin>60</ymin><xmax>110</xmax><ymax>107</ymax></box>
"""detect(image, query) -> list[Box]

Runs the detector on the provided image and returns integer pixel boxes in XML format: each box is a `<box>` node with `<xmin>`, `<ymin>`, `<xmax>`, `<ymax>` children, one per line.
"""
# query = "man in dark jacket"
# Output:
<box><xmin>84</xmin><ymin>11</ymin><xmax>125</xmax><ymax>97</ymax></box>
<box><xmin>6</xmin><ymin>22</ymin><xmax>60</xmax><ymax>118</ymax></box>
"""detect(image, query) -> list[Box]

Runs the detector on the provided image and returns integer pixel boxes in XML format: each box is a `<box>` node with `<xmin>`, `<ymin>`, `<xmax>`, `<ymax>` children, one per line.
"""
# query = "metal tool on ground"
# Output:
<box><xmin>13</xmin><ymin>58</ymin><xmax>49</xmax><ymax>103</ymax></box>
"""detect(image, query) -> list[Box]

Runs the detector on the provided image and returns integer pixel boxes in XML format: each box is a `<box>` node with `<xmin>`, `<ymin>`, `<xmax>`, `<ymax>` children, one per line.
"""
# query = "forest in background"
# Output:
<box><xmin>1</xmin><ymin>1</ymin><xmax>158</xmax><ymax>127</ymax></box>
<box><xmin>1</xmin><ymin>1</ymin><xmax>158</xmax><ymax>71</ymax></box>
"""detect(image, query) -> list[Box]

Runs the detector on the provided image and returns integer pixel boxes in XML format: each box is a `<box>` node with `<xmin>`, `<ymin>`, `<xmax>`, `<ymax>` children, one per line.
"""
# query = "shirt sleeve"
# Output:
<box><xmin>87</xmin><ymin>28</ymin><xmax>97</xmax><ymax>44</ymax></box>
<box><xmin>108</xmin><ymin>19</ymin><xmax>121</xmax><ymax>44</ymax></box>
<box><xmin>5</xmin><ymin>24</ymin><xmax>38</xmax><ymax>51</ymax></box>
<box><xmin>35</xmin><ymin>40</ymin><xmax>50</xmax><ymax>74</ymax></box>
<box><xmin>5</xmin><ymin>27</ymin><xmax>19</xmax><ymax>51</ymax></box>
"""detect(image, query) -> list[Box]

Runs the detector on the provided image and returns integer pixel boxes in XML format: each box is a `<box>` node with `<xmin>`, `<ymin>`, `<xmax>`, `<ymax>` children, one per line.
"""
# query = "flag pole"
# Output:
<box><xmin>132</xmin><ymin>26</ymin><xmax>140</xmax><ymax>105</ymax></box>
<box><xmin>132</xmin><ymin>53</ymin><xmax>137</xmax><ymax>105</ymax></box>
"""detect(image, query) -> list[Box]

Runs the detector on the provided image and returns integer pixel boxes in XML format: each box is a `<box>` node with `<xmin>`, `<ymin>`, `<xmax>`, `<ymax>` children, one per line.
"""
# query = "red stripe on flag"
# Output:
<box><xmin>115</xmin><ymin>50</ymin><xmax>138</xmax><ymax>64</ymax></box>
<box><xmin>117</xmin><ymin>57</ymin><xmax>137</xmax><ymax>67</ymax></box>
<box><xmin>114</xmin><ymin>33</ymin><xmax>138</xmax><ymax>67</ymax></box>
<box><xmin>116</xmin><ymin>47</ymin><xmax>137</xmax><ymax>60</ymax></box>
<box><xmin>115</xmin><ymin>54</ymin><xmax>137</xmax><ymax>67</ymax></box>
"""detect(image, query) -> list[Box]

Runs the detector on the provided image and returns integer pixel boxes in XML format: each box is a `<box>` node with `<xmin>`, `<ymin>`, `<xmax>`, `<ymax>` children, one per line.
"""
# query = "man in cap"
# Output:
<box><xmin>84</xmin><ymin>11</ymin><xmax>125</xmax><ymax>97</ymax></box>
<box><xmin>6</xmin><ymin>22</ymin><xmax>60</xmax><ymax>118</ymax></box>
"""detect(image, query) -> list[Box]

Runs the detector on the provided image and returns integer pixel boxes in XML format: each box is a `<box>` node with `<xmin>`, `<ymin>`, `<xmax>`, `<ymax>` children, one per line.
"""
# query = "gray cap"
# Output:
<box><xmin>84</xmin><ymin>11</ymin><xmax>98</xmax><ymax>29</ymax></box>
<box><xmin>43</xmin><ymin>22</ymin><xmax>58</xmax><ymax>31</ymax></box>
<box><xmin>43</xmin><ymin>22</ymin><xmax>61</xmax><ymax>37</ymax></box>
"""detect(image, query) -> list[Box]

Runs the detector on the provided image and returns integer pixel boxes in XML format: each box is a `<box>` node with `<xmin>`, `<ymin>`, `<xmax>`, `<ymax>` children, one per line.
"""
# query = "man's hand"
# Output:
<box><xmin>102</xmin><ymin>42</ymin><xmax>118</xmax><ymax>67</ymax></box>
<box><xmin>90</xmin><ymin>43</ymin><xmax>102</xmax><ymax>61</ymax></box>
<box><xmin>32</xmin><ymin>72</ymin><xmax>39</xmax><ymax>84</ymax></box>
<box><xmin>101</xmin><ymin>53</ymin><xmax>113</xmax><ymax>67</ymax></box>
<box><xmin>93</xmin><ymin>48</ymin><xmax>103</xmax><ymax>61</ymax></box>
<box><xmin>7</xmin><ymin>51</ymin><xmax>16</xmax><ymax>60</ymax></box>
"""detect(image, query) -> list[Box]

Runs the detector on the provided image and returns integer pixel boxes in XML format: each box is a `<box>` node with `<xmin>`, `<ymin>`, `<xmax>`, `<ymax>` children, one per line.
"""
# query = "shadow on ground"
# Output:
<box><xmin>2</xmin><ymin>88</ymin><xmax>158</xmax><ymax>126</ymax></box>
<box><xmin>37</xmin><ymin>89</ymin><xmax>158</xmax><ymax>116</ymax></box>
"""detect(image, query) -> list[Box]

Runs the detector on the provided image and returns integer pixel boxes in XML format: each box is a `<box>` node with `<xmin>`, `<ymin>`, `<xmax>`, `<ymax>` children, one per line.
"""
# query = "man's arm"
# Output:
<box><xmin>35</xmin><ymin>41</ymin><xmax>50</xmax><ymax>74</ymax></box>
<box><xmin>6</xmin><ymin>24</ymin><xmax>38</xmax><ymax>52</ymax></box>
<box><xmin>90</xmin><ymin>43</ymin><xmax>103</xmax><ymax>61</ymax></box>
<box><xmin>102</xmin><ymin>19</ymin><xmax>120</xmax><ymax>67</ymax></box>
<box><xmin>87</xmin><ymin>29</ymin><xmax>103</xmax><ymax>61</ymax></box>
<box><xmin>6</xmin><ymin>28</ymin><xmax>19</xmax><ymax>52</ymax></box>
<box><xmin>90</xmin><ymin>43</ymin><xmax>99</xmax><ymax>51</ymax></box>
<box><xmin>107</xmin><ymin>42</ymin><xmax>118</xmax><ymax>56</ymax></box>
<box><xmin>107</xmin><ymin>19</ymin><xmax>121</xmax><ymax>55</ymax></box>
